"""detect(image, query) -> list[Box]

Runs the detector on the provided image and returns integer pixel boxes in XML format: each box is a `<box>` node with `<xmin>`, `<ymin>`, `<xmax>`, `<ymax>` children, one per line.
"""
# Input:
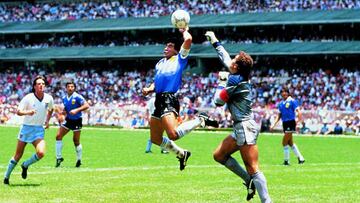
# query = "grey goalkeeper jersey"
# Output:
<box><xmin>214</xmin><ymin>43</ymin><xmax>253</xmax><ymax>122</ymax></box>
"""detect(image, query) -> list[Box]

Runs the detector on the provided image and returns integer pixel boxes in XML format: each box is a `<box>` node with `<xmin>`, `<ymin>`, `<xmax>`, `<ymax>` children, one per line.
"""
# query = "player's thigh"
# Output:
<box><xmin>213</xmin><ymin>135</ymin><xmax>239</xmax><ymax>160</ymax></box>
<box><xmin>161</xmin><ymin>113</ymin><xmax>179</xmax><ymax>139</ymax></box>
<box><xmin>13</xmin><ymin>140</ymin><xmax>27</xmax><ymax>161</ymax></box>
<box><xmin>57</xmin><ymin>126</ymin><xmax>70</xmax><ymax>139</ymax></box>
<box><xmin>33</xmin><ymin>139</ymin><xmax>46</xmax><ymax>154</ymax></box>
<box><xmin>150</xmin><ymin>117</ymin><xmax>164</xmax><ymax>145</ymax></box>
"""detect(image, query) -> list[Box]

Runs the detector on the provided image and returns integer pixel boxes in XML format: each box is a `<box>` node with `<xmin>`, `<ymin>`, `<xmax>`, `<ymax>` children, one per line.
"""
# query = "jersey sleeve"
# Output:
<box><xmin>179</xmin><ymin>46</ymin><xmax>190</xmax><ymax>59</ymax></box>
<box><xmin>292</xmin><ymin>99</ymin><xmax>299</xmax><ymax>110</ymax></box>
<box><xmin>77</xmin><ymin>94</ymin><xmax>86</xmax><ymax>105</ymax></box>
<box><xmin>18</xmin><ymin>94</ymin><xmax>29</xmax><ymax>111</ymax></box>
<box><xmin>213</xmin><ymin>42</ymin><xmax>232</xmax><ymax>69</ymax></box>
<box><xmin>214</xmin><ymin>87</ymin><xmax>229</xmax><ymax>106</ymax></box>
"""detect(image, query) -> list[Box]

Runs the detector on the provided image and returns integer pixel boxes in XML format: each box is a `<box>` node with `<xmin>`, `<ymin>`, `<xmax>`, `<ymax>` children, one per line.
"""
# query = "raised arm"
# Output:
<box><xmin>205</xmin><ymin>31</ymin><xmax>232</xmax><ymax>69</ymax></box>
<box><xmin>179</xmin><ymin>27</ymin><xmax>192</xmax><ymax>50</ymax></box>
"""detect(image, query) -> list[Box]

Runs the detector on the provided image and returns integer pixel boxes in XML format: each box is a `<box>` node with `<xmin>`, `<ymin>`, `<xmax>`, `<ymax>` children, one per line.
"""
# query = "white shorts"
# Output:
<box><xmin>231</xmin><ymin>120</ymin><xmax>260</xmax><ymax>146</ymax></box>
<box><xmin>18</xmin><ymin>125</ymin><xmax>44</xmax><ymax>143</ymax></box>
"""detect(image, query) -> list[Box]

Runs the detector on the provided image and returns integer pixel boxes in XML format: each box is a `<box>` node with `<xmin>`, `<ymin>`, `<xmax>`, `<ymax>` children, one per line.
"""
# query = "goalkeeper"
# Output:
<box><xmin>205</xmin><ymin>31</ymin><xmax>271</xmax><ymax>203</ymax></box>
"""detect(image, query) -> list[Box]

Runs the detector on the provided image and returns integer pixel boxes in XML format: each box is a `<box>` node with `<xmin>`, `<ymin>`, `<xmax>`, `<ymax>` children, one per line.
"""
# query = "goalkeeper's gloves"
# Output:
<box><xmin>205</xmin><ymin>31</ymin><xmax>219</xmax><ymax>44</ymax></box>
<box><xmin>218</xmin><ymin>71</ymin><xmax>229</xmax><ymax>88</ymax></box>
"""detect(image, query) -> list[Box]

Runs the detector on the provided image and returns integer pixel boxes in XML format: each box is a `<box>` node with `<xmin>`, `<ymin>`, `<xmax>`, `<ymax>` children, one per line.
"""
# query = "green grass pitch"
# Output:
<box><xmin>1</xmin><ymin>126</ymin><xmax>360</xmax><ymax>202</ymax></box>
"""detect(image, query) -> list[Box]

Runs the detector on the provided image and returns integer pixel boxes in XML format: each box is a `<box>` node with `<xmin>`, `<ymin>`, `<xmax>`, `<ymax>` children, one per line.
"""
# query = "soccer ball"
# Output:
<box><xmin>171</xmin><ymin>10</ymin><xmax>190</xmax><ymax>29</ymax></box>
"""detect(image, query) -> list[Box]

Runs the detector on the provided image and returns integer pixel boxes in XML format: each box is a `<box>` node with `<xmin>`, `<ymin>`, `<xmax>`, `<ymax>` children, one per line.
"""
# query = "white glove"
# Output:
<box><xmin>218</xmin><ymin>71</ymin><xmax>229</xmax><ymax>87</ymax></box>
<box><xmin>205</xmin><ymin>31</ymin><xmax>219</xmax><ymax>44</ymax></box>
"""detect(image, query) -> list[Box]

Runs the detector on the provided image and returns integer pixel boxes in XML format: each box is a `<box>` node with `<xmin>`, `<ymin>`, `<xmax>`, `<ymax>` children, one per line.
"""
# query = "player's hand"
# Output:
<box><xmin>205</xmin><ymin>31</ymin><xmax>219</xmax><ymax>44</ymax></box>
<box><xmin>218</xmin><ymin>71</ymin><xmax>229</xmax><ymax>87</ymax></box>
<box><xmin>269</xmin><ymin>126</ymin><xmax>274</xmax><ymax>132</ymax></box>
<box><xmin>27</xmin><ymin>109</ymin><xmax>36</xmax><ymax>116</ymax></box>
<box><xmin>69</xmin><ymin>109</ymin><xmax>78</xmax><ymax>115</ymax></box>
<box><xmin>142</xmin><ymin>87</ymin><xmax>151</xmax><ymax>96</ymax></box>
<box><xmin>179</xmin><ymin>26</ymin><xmax>189</xmax><ymax>33</ymax></box>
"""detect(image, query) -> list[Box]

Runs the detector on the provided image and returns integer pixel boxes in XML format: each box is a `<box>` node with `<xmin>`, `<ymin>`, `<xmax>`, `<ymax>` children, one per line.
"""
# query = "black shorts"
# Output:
<box><xmin>152</xmin><ymin>93</ymin><xmax>180</xmax><ymax>119</ymax></box>
<box><xmin>62</xmin><ymin>118</ymin><xmax>83</xmax><ymax>131</ymax></box>
<box><xmin>282</xmin><ymin>120</ymin><xmax>296</xmax><ymax>133</ymax></box>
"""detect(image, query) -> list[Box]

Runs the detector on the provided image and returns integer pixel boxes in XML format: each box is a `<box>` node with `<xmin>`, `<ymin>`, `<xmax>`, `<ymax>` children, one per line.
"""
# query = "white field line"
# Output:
<box><xmin>1</xmin><ymin>162</ymin><xmax>360</xmax><ymax>175</ymax></box>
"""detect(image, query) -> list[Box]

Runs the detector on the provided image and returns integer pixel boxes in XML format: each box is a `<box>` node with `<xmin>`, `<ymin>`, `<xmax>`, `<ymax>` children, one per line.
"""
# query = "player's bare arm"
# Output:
<box><xmin>179</xmin><ymin>26</ymin><xmax>192</xmax><ymax>50</ymax></box>
<box><xmin>270</xmin><ymin>112</ymin><xmax>282</xmax><ymax>131</ymax></box>
<box><xmin>17</xmin><ymin>109</ymin><xmax>36</xmax><ymax>116</ymax></box>
<box><xmin>69</xmin><ymin>101</ymin><xmax>90</xmax><ymax>115</ymax></box>
<box><xmin>295</xmin><ymin>108</ymin><xmax>302</xmax><ymax>123</ymax></box>
<box><xmin>44</xmin><ymin>109</ymin><xmax>54</xmax><ymax>129</ymax></box>
<box><xmin>142</xmin><ymin>83</ymin><xmax>155</xmax><ymax>96</ymax></box>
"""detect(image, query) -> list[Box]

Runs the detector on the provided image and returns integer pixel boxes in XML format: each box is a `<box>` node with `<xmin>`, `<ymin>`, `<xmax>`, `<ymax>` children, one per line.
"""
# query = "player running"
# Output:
<box><xmin>205</xmin><ymin>31</ymin><xmax>271</xmax><ymax>202</ymax></box>
<box><xmin>4</xmin><ymin>76</ymin><xmax>54</xmax><ymax>185</ymax></box>
<box><xmin>142</xmin><ymin>26</ymin><xmax>218</xmax><ymax>171</ymax></box>
<box><xmin>270</xmin><ymin>88</ymin><xmax>305</xmax><ymax>165</ymax></box>
<box><xmin>55</xmin><ymin>81</ymin><xmax>89</xmax><ymax>167</ymax></box>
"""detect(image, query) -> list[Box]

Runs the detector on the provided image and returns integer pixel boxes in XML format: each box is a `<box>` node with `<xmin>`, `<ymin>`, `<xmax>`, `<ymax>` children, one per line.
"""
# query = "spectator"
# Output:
<box><xmin>317</xmin><ymin>122</ymin><xmax>331</xmax><ymax>135</ymax></box>
<box><xmin>333</xmin><ymin>121</ymin><xmax>343</xmax><ymax>135</ymax></box>
<box><xmin>299</xmin><ymin>121</ymin><xmax>311</xmax><ymax>134</ymax></box>
<box><xmin>344</xmin><ymin>120</ymin><xmax>354</xmax><ymax>135</ymax></box>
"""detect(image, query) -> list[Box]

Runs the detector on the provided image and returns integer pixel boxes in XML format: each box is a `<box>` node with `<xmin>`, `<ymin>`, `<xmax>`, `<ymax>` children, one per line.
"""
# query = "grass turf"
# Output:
<box><xmin>0</xmin><ymin>126</ymin><xmax>360</xmax><ymax>202</ymax></box>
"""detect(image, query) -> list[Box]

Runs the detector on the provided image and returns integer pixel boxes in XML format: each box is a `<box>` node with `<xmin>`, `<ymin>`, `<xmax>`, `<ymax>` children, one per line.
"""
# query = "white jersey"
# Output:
<box><xmin>18</xmin><ymin>93</ymin><xmax>54</xmax><ymax>126</ymax></box>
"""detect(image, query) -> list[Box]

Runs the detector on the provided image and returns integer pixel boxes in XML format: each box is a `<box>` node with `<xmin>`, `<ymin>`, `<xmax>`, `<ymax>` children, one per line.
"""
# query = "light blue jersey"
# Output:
<box><xmin>154</xmin><ymin>53</ymin><xmax>188</xmax><ymax>93</ymax></box>
<box><xmin>63</xmin><ymin>92</ymin><xmax>85</xmax><ymax>120</ymax></box>
<box><xmin>278</xmin><ymin>96</ymin><xmax>298</xmax><ymax>122</ymax></box>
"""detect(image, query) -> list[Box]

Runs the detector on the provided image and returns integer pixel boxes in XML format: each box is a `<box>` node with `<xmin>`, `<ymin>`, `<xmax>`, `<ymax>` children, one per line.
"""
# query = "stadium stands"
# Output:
<box><xmin>0</xmin><ymin>1</ymin><xmax>358</xmax><ymax>134</ymax></box>
<box><xmin>0</xmin><ymin>1</ymin><xmax>359</xmax><ymax>23</ymax></box>
<box><xmin>0</xmin><ymin>68</ymin><xmax>358</xmax><ymax>133</ymax></box>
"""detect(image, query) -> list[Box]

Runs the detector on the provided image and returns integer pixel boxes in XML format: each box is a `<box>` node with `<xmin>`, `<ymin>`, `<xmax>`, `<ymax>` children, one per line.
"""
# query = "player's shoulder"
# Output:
<box><xmin>44</xmin><ymin>93</ymin><xmax>54</xmax><ymax>101</ymax></box>
<box><xmin>23</xmin><ymin>93</ymin><xmax>33</xmax><ymax>99</ymax></box>
<box><xmin>22</xmin><ymin>93</ymin><xmax>35</xmax><ymax>101</ymax></box>
<box><xmin>73</xmin><ymin>92</ymin><xmax>85</xmax><ymax>100</ymax></box>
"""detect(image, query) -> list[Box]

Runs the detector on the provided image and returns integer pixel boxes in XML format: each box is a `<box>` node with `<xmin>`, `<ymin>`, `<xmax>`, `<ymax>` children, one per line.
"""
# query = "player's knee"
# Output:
<box><xmin>150</xmin><ymin>138</ymin><xmax>162</xmax><ymax>145</ymax></box>
<box><xmin>13</xmin><ymin>154</ymin><xmax>23</xmax><ymax>161</ymax></box>
<box><xmin>167</xmin><ymin>131</ymin><xmax>179</xmax><ymax>141</ymax></box>
<box><xmin>213</xmin><ymin>152</ymin><xmax>226</xmax><ymax>164</ymax></box>
<box><xmin>36</xmin><ymin>151</ymin><xmax>45</xmax><ymax>159</ymax></box>
<box><xmin>73</xmin><ymin>138</ymin><xmax>80</xmax><ymax>145</ymax></box>
<box><xmin>56</xmin><ymin>134</ymin><xmax>63</xmax><ymax>140</ymax></box>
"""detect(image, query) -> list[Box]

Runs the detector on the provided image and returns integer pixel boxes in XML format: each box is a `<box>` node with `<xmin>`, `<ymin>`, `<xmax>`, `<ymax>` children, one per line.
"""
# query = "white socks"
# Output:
<box><xmin>76</xmin><ymin>144</ymin><xmax>82</xmax><ymax>161</ymax></box>
<box><xmin>56</xmin><ymin>140</ymin><xmax>63</xmax><ymax>159</ymax></box>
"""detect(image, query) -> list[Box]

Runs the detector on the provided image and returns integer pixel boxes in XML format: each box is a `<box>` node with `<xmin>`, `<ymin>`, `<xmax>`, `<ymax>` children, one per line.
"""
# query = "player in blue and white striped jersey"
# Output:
<box><xmin>55</xmin><ymin>81</ymin><xmax>89</xmax><ymax>168</ymax></box>
<box><xmin>205</xmin><ymin>31</ymin><xmax>271</xmax><ymax>203</ymax></box>
<box><xmin>270</xmin><ymin>88</ymin><xmax>305</xmax><ymax>165</ymax></box>
<box><xmin>142</xmin><ymin>27</ymin><xmax>218</xmax><ymax>171</ymax></box>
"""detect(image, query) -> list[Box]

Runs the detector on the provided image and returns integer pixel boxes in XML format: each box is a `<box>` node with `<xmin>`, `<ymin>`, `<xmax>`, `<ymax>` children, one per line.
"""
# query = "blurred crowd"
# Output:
<box><xmin>1</xmin><ymin>27</ymin><xmax>358</xmax><ymax>49</ymax></box>
<box><xmin>0</xmin><ymin>0</ymin><xmax>359</xmax><ymax>23</ymax></box>
<box><xmin>0</xmin><ymin>67</ymin><xmax>359</xmax><ymax>134</ymax></box>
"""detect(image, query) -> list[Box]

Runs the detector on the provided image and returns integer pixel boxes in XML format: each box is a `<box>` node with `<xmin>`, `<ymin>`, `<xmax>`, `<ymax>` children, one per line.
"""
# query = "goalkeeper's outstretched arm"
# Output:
<box><xmin>205</xmin><ymin>31</ymin><xmax>232</xmax><ymax>69</ymax></box>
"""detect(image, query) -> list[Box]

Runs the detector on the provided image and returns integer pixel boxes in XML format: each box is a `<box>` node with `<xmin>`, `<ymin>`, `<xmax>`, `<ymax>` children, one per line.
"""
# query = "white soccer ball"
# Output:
<box><xmin>171</xmin><ymin>10</ymin><xmax>190</xmax><ymax>29</ymax></box>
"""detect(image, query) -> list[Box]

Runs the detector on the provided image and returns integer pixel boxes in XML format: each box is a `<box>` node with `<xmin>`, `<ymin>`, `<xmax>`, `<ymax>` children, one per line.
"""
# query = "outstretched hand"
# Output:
<box><xmin>179</xmin><ymin>26</ymin><xmax>189</xmax><ymax>33</ymax></box>
<box><xmin>205</xmin><ymin>31</ymin><xmax>219</xmax><ymax>44</ymax></box>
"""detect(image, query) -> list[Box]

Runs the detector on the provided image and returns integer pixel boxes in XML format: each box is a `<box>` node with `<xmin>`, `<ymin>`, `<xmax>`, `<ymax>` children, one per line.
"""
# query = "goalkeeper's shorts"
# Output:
<box><xmin>152</xmin><ymin>93</ymin><xmax>180</xmax><ymax>120</ymax></box>
<box><xmin>231</xmin><ymin>119</ymin><xmax>260</xmax><ymax>146</ymax></box>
